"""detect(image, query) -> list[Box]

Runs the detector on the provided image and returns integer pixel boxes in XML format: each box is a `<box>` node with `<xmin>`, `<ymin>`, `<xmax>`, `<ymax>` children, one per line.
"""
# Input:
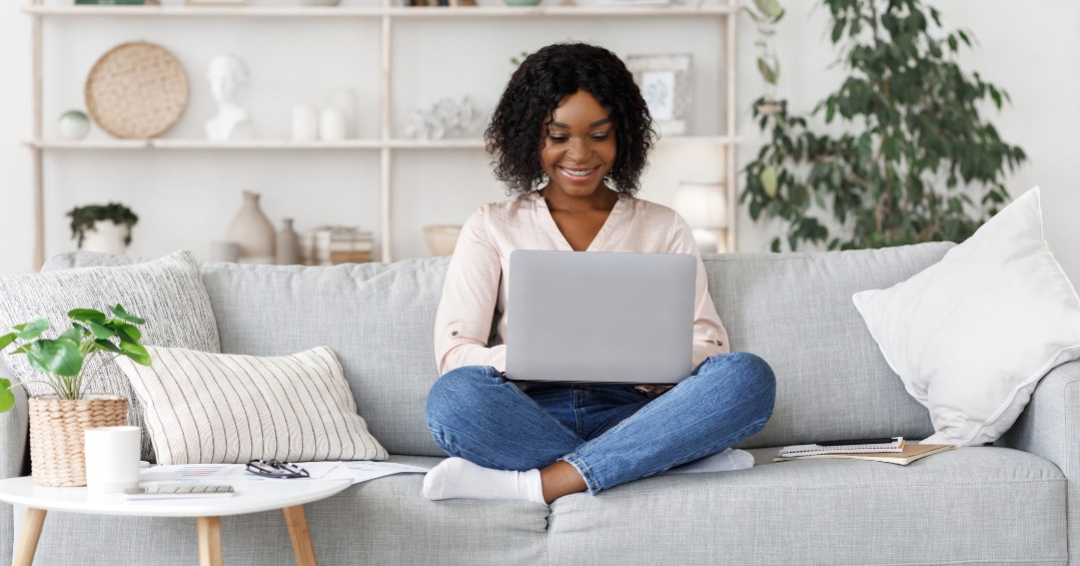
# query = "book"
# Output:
<box><xmin>778</xmin><ymin>437</ymin><xmax>904</xmax><ymax>457</ymax></box>
<box><xmin>773</xmin><ymin>443</ymin><xmax>956</xmax><ymax>466</ymax></box>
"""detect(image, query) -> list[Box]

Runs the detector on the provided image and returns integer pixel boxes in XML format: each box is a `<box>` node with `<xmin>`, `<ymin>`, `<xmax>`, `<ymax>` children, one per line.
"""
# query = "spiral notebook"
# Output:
<box><xmin>778</xmin><ymin>437</ymin><xmax>905</xmax><ymax>458</ymax></box>
<box><xmin>773</xmin><ymin>443</ymin><xmax>955</xmax><ymax>466</ymax></box>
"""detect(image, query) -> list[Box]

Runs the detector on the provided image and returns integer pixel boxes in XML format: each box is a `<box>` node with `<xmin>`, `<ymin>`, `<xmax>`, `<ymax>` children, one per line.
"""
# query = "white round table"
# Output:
<box><xmin>0</xmin><ymin>476</ymin><xmax>352</xmax><ymax>566</ymax></box>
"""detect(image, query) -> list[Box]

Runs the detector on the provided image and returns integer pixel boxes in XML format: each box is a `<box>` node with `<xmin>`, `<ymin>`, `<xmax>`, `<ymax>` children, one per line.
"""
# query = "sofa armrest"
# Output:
<box><xmin>0</xmin><ymin>382</ymin><xmax>27</xmax><ymax>566</ymax></box>
<box><xmin>998</xmin><ymin>359</ymin><xmax>1080</xmax><ymax>564</ymax></box>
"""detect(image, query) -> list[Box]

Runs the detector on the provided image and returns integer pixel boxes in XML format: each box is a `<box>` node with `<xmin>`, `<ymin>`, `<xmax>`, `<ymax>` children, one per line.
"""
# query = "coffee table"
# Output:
<box><xmin>0</xmin><ymin>476</ymin><xmax>352</xmax><ymax>566</ymax></box>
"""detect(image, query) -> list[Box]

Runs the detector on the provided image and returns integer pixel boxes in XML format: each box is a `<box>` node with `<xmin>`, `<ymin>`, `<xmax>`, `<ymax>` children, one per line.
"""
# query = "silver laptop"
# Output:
<box><xmin>505</xmin><ymin>250</ymin><xmax>696</xmax><ymax>384</ymax></box>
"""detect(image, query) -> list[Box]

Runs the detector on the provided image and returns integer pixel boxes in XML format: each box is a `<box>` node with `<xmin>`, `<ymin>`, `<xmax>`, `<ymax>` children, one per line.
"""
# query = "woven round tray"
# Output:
<box><xmin>85</xmin><ymin>41</ymin><xmax>189</xmax><ymax>139</ymax></box>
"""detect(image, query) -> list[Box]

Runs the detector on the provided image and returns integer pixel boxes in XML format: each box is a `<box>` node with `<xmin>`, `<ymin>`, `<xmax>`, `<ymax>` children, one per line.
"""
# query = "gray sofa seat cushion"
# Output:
<box><xmin>548</xmin><ymin>446</ymin><xmax>1066</xmax><ymax>566</ymax></box>
<box><xmin>11</xmin><ymin>449</ymin><xmax>1064</xmax><ymax>566</ymax></box>
<box><xmin>13</xmin><ymin>455</ymin><xmax>547</xmax><ymax>566</ymax></box>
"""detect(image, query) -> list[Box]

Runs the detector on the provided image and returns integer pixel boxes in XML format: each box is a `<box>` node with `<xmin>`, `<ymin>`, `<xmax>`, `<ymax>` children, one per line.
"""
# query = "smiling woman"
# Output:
<box><xmin>425</xmin><ymin>42</ymin><xmax>775</xmax><ymax>505</ymax></box>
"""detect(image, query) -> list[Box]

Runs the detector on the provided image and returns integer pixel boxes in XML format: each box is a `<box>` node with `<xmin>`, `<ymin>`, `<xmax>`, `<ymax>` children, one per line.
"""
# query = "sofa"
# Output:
<box><xmin>0</xmin><ymin>242</ymin><xmax>1074</xmax><ymax>566</ymax></box>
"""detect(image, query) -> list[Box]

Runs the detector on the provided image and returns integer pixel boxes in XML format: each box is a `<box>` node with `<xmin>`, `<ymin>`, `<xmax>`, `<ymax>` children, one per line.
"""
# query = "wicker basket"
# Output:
<box><xmin>28</xmin><ymin>395</ymin><xmax>128</xmax><ymax>487</ymax></box>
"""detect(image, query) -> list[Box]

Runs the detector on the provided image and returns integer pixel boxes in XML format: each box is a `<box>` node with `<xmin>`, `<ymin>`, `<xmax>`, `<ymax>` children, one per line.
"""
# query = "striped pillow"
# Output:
<box><xmin>116</xmin><ymin>345</ymin><xmax>388</xmax><ymax>465</ymax></box>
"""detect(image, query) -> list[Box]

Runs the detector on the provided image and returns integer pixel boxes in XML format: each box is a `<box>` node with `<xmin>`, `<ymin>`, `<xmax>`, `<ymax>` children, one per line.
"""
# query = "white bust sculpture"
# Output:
<box><xmin>204</xmin><ymin>54</ymin><xmax>253</xmax><ymax>141</ymax></box>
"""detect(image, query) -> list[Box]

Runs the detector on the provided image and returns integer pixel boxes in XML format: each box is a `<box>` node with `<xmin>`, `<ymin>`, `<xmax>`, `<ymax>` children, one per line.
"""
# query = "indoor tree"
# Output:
<box><xmin>743</xmin><ymin>0</ymin><xmax>1026</xmax><ymax>252</ymax></box>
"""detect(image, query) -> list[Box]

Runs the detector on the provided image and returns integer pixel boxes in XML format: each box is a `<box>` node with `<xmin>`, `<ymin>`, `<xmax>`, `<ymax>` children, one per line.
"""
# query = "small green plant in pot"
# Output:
<box><xmin>67</xmin><ymin>202</ymin><xmax>139</xmax><ymax>255</ymax></box>
<box><xmin>0</xmin><ymin>304</ymin><xmax>152</xmax><ymax>487</ymax></box>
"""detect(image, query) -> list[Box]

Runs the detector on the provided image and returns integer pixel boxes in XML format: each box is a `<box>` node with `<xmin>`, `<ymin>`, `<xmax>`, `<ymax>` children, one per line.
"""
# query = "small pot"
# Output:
<box><xmin>28</xmin><ymin>394</ymin><xmax>128</xmax><ymax>487</ymax></box>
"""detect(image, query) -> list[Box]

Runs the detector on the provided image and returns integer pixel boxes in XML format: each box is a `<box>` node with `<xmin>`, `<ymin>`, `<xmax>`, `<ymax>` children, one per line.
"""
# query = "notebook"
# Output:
<box><xmin>773</xmin><ymin>444</ymin><xmax>956</xmax><ymax>466</ymax></box>
<box><xmin>505</xmin><ymin>250</ymin><xmax>697</xmax><ymax>384</ymax></box>
<box><xmin>778</xmin><ymin>437</ymin><xmax>905</xmax><ymax>458</ymax></box>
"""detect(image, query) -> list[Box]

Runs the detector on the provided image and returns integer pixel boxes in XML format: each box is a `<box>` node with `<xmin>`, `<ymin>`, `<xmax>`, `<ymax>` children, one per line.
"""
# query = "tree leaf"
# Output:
<box><xmin>26</xmin><ymin>339</ymin><xmax>83</xmax><ymax>377</ymax></box>
<box><xmin>757</xmin><ymin>58</ymin><xmax>777</xmax><ymax>84</ymax></box>
<box><xmin>17</xmin><ymin>319</ymin><xmax>49</xmax><ymax>341</ymax></box>
<box><xmin>110</xmin><ymin>304</ymin><xmax>146</xmax><ymax>326</ymax></box>
<box><xmin>761</xmin><ymin>166</ymin><xmax>779</xmax><ymax>198</ymax></box>
<box><xmin>0</xmin><ymin>379</ymin><xmax>13</xmax><ymax>413</ymax></box>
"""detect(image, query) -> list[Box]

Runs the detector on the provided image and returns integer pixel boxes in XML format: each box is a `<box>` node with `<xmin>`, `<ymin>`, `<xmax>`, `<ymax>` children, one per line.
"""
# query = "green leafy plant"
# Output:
<box><xmin>745</xmin><ymin>0</ymin><xmax>785</xmax><ymax>104</ymax></box>
<box><xmin>67</xmin><ymin>202</ymin><xmax>139</xmax><ymax>248</ymax></box>
<box><xmin>742</xmin><ymin>0</ymin><xmax>1026</xmax><ymax>252</ymax></box>
<box><xmin>0</xmin><ymin>304</ymin><xmax>152</xmax><ymax>412</ymax></box>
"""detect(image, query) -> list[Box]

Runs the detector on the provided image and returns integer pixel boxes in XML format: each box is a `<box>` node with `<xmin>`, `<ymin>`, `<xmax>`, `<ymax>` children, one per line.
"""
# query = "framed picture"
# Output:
<box><xmin>625</xmin><ymin>53</ymin><xmax>692</xmax><ymax>136</ymax></box>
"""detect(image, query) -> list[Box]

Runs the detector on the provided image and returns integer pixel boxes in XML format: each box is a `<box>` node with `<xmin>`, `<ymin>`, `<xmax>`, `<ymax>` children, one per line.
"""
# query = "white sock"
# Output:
<box><xmin>423</xmin><ymin>457</ymin><xmax>546</xmax><ymax>504</ymax></box>
<box><xmin>665</xmin><ymin>448</ymin><xmax>755</xmax><ymax>475</ymax></box>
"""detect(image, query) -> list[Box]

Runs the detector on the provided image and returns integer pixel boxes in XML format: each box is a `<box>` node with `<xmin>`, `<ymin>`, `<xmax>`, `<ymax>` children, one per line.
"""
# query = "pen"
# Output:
<box><xmin>814</xmin><ymin>437</ymin><xmax>897</xmax><ymax>447</ymax></box>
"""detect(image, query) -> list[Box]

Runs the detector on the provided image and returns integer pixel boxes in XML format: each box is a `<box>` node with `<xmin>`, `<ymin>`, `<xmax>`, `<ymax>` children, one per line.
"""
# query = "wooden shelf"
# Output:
<box><xmin>27</xmin><ymin>136</ymin><xmax>740</xmax><ymax>150</ymax></box>
<box><xmin>23</xmin><ymin>4</ymin><xmax>734</xmax><ymax>18</ymax></box>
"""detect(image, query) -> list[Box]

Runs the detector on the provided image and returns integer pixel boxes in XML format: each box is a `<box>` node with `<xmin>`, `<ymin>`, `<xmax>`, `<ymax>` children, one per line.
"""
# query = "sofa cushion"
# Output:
<box><xmin>117</xmin><ymin>345</ymin><xmax>388</xmax><ymax>465</ymax></box>
<box><xmin>853</xmin><ymin>188</ymin><xmax>1080</xmax><ymax>447</ymax></box>
<box><xmin>44</xmin><ymin>253</ymin><xmax>449</xmax><ymax>457</ymax></box>
<box><xmin>705</xmin><ymin>242</ymin><xmax>952</xmax><ymax>449</ymax></box>
<box><xmin>16</xmin><ymin>250</ymin><xmax>221</xmax><ymax>461</ymax></box>
<box><xmin>547</xmin><ymin>446</ymin><xmax>1066</xmax><ymax>566</ymax></box>
<box><xmin>11</xmin><ymin>450</ymin><xmax>1064</xmax><ymax>566</ymax></box>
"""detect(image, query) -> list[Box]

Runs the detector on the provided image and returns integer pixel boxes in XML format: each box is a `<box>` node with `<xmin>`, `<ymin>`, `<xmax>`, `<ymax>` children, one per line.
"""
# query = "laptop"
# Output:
<box><xmin>505</xmin><ymin>250</ymin><xmax>697</xmax><ymax>384</ymax></box>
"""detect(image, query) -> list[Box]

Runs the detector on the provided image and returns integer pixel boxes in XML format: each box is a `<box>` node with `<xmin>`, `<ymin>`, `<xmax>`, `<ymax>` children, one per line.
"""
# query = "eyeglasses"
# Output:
<box><xmin>245</xmin><ymin>459</ymin><xmax>310</xmax><ymax>479</ymax></box>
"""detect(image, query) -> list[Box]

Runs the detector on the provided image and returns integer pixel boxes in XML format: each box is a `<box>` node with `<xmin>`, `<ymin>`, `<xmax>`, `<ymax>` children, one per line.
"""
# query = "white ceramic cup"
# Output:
<box><xmin>319</xmin><ymin>107</ymin><xmax>347</xmax><ymax>141</ymax></box>
<box><xmin>84</xmin><ymin>426</ymin><xmax>141</xmax><ymax>493</ymax></box>
<box><xmin>208</xmin><ymin>241</ymin><xmax>240</xmax><ymax>263</ymax></box>
<box><xmin>292</xmin><ymin>104</ymin><xmax>319</xmax><ymax>142</ymax></box>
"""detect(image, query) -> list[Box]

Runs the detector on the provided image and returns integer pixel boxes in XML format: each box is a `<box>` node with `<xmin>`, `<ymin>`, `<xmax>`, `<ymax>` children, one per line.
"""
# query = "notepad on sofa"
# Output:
<box><xmin>774</xmin><ymin>443</ymin><xmax>955</xmax><ymax>466</ymax></box>
<box><xmin>778</xmin><ymin>437</ymin><xmax>905</xmax><ymax>458</ymax></box>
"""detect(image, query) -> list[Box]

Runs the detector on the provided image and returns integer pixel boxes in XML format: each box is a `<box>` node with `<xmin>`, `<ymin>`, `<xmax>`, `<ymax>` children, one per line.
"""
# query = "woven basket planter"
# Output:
<box><xmin>28</xmin><ymin>395</ymin><xmax>128</xmax><ymax>487</ymax></box>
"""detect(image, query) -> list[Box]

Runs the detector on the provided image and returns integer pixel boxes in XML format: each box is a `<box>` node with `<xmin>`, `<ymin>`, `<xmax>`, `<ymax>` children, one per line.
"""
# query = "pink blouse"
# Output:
<box><xmin>433</xmin><ymin>189</ymin><xmax>730</xmax><ymax>377</ymax></box>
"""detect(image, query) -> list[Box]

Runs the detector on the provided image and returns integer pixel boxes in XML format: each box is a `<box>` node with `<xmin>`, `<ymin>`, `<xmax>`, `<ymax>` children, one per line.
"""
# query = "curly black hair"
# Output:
<box><xmin>485</xmin><ymin>42</ymin><xmax>657</xmax><ymax>196</ymax></box>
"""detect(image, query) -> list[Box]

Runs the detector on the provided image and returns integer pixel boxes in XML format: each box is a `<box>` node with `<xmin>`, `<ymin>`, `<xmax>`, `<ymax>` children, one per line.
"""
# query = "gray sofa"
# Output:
<box><xmin>0</xmin><ymin>242</ymin><xmax>1074</xmax><ymax>565</ymax></box>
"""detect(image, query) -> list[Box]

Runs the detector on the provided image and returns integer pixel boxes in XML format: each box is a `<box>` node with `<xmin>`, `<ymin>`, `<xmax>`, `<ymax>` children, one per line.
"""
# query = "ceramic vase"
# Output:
<box><xmin>58</xmin><ymin>110</ymin><xmax>90</xmax><ymax>140</ymax></box>
<box><xmin>81</xmin><ymin>221</ymin><xmax>129</xmax><ymax>255</ymax></box>
<box><xmin>276</xmin><ymin>218</ymin><xmax>301</xmax><ymax>265</ymax></box>
<box><xmin>227</xmin><ymin>191</ymin><xmax>276</xmax><ymax>264</ymax></box>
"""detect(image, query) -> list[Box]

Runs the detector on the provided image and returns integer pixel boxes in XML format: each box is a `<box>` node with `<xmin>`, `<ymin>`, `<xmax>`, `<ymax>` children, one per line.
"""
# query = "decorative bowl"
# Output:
<box><xmin>424</xmin><ymin>225</ymin><xmax>463</xmax><ymax>257</ymax></box>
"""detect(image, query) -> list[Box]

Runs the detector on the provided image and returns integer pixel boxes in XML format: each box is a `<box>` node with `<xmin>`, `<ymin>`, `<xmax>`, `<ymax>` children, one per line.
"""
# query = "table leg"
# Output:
<box><xmin>13</xmin><ymin>507</ymin><xmax>46</xmax><ymax>566</ymax></box>
<box><xmin>283</xmin><ymin>505</ymin><xmax>317</xmax><ymax>566</ymax></box>
<box><xmin>197</xmin><ymin>516</ymin><xmax>223</xmax><ymax>566</ymax></box>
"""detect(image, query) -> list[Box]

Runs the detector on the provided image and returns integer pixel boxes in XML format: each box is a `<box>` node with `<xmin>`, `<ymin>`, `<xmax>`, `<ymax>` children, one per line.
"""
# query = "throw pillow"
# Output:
<box><xmin>852</xmin><ymin>187</ymin><xmax>1080</xmax><ymax>446</ymax></box>
<box><xmin>0</xmin><ymin>250</ymin><xmax>221</xmax><ymax>461</ymax></box>
<box><xmin>116</xmin><ymin>345</ymin><xmax>388</xmax><ymax>465</ymax></box>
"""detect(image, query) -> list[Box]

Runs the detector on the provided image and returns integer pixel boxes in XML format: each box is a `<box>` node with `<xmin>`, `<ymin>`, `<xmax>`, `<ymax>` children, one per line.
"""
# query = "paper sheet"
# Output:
<box><xmin>140</xmin><ymin>461</ymin><xmax>429</xmax><ymax>486</ymax></box>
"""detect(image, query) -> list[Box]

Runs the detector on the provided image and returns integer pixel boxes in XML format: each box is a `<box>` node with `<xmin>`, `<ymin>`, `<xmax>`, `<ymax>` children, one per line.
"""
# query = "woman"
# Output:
<box><xmin>425</xmin><ymin>43</ymin><xmax>776</xmax><ymax>504</ymax></box>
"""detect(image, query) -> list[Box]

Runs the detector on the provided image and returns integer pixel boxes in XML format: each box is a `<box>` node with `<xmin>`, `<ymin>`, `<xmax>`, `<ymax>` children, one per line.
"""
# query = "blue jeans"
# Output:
<box><xmin>426</xmin><ymin>352</ymin><xmax>776</xmax><ymax>495</ymax></box>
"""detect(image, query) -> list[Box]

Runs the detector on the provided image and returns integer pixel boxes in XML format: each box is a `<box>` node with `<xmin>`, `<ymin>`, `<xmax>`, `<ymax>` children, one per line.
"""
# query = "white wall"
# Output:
<box><xmin>0</xmin><ymin>0</ymin><xmax>1077</xmax><ymax>285</ymax></box>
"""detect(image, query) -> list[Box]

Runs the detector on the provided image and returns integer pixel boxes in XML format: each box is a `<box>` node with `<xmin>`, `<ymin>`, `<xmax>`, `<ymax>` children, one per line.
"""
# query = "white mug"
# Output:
<box><xmin>84</xmin><ymin>426</ymin><xmax>141</xmax><ymax>493</ymax></box>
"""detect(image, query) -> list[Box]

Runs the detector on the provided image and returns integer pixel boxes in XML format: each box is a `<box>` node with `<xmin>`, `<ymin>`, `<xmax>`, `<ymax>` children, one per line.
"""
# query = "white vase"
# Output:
<box><xmin>276</xmin><ymin>218</ymin><xmax>301</xmax><ymax>265</ymax></box>
<box><xmin>226</xmin><ymin>191</ymin><xmax>276</xmax><ymax>264</ymax></box>
<box><xmin>81</xmin><ymin>221</ymin><xmax>129</xmax><ymax>255</ymax></box>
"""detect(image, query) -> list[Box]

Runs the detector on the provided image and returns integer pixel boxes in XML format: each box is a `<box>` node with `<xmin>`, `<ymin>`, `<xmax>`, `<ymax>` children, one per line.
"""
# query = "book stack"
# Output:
<box><xmin>774</xmin><ymin>437</ymin><xmax>955</xmax><ymax>466</ymax></box>
<box><xmin>300</xmin><ymin>226</ymin><xmax>375</xmax><ymax>266</ymax></box>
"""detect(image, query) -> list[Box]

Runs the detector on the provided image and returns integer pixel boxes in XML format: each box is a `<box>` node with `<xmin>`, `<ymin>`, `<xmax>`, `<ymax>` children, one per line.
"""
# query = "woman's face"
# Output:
<box><xmin>540</xmin><ymin>90</ymin><xmax>616</xmax><ymax>199</ymax></box>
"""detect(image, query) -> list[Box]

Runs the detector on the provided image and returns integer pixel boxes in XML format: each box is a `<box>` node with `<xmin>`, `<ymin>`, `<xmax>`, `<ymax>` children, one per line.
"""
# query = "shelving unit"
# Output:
<box><xmin>24</xmin><ymin>0</ymin><xmax>739</xmax><ymax>267</ymax></box>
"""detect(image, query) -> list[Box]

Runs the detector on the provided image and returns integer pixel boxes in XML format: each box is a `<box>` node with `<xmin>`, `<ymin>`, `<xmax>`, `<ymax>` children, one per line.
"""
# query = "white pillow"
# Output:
<box><xmin>852</xmin><ymin>187</ymin><xmax>1080</xmax><ymax>446</ymax></box>
<box><xmin>116</xmin><ymin>345</ymin><xmax>388</xmax><ymax>465</ymax></box>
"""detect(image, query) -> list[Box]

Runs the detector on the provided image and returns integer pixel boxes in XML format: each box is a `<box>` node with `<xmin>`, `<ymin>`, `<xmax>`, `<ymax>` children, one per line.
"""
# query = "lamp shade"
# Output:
<box><xmin>673</xmin><ymin>181</ymin><xmax>728</xmax><ymax>229</ymax></box>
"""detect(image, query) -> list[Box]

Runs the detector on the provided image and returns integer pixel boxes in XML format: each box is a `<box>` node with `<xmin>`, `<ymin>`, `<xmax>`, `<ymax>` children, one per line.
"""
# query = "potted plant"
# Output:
<box><xmin>0</xmin><ymin>304</ymin><xmax>151</xmax><ymax>487</ymax></box>
<box><xmin>742</xmin><ymin>0</ymin><xmax>1026</xmax><ymax>252</ymax></box>
<box><xmin>67</xmin><ymin>202</ymin><xmax>139</xmax><ymax>255</ymax></box>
